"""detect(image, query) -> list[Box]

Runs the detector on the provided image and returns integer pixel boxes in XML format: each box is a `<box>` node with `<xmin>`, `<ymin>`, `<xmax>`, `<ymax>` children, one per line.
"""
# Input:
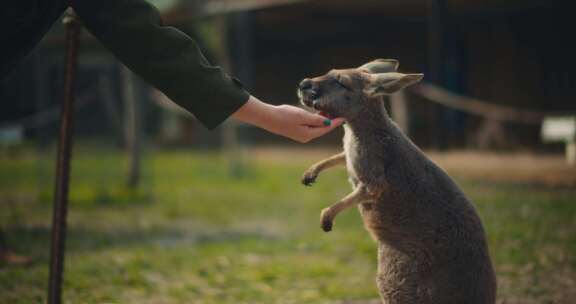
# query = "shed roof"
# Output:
<box><xmin>151</xmin><ymin>0</ymin><xmax>307</xmax><ymax>17</ymax></box>
<box><xmin>156</xmin><ymin>0</ymin><xmax>561</xmax><ymax>22</ymax></box>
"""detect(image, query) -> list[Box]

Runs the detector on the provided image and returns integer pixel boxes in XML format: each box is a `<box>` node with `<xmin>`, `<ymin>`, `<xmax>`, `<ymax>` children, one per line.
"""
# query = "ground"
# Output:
<box><xmin>0</xmin><ymin>145</ymin><xmax>575</xmax><ymax>303</ymax></box>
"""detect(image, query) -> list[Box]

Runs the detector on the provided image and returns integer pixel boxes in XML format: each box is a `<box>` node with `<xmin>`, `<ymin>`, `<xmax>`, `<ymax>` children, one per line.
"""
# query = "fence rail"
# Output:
<box><xmin>410</xmin><ymin>83</ymin><xmax>572</xmax><ymax>124</ymax></box>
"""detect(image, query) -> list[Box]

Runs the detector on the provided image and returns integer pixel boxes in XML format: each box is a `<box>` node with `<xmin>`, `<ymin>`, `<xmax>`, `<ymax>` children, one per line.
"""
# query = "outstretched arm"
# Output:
<box><xmin>72</xmin><ymin>0</ymin><xmax>248</xmax><ymax>129</ymax></box>
<box><xmin>73</xmin><ymin>1</ymin><xmax>345</xmax><ymax>139</ymax></box>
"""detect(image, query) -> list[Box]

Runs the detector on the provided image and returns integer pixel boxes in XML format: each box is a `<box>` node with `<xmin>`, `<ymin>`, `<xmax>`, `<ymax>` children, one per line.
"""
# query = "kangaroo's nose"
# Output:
<box><xmin>299</xmin><ymin>79</ymin><xmax>313</xmax><ymax>91</ymax></box>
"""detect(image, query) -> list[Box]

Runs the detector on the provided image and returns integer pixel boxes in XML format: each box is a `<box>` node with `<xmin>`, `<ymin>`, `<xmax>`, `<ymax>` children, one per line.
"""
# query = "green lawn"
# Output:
<box><xmin>1</xmin><ymin>147</ymin><xmax>575</xmax><ymax>303</ymax></box>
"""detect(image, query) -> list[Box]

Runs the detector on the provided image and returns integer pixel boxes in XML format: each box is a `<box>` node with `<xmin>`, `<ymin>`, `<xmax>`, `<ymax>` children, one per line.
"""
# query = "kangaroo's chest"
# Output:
<box><xmin>342</xmin><ymin>127</ymin><xmax>360</xmax><ymax>181</ymax></box>
<box><xmin>343</xmin><ymin>126</ymin><xmax>384</xmax><ymax>185</ymax></box>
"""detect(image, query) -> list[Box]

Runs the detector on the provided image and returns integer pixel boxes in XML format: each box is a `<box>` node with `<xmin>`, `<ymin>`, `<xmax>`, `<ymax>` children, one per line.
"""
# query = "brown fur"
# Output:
<box><xmin>299</xmin><ymin>59</ymin><xmax>496</xmax><ymax>304</ymax></box>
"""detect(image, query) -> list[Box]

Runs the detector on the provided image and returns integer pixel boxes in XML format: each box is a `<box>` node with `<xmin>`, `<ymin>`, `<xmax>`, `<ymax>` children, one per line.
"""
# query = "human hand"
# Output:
<box><xmin>264</xmin><ymin>104</ymin><xmax>345</xmax><ymax>143</ymax></box>
<box><xmin>232</xmin><ymin>96</ymin><xmax>345</xmax><ymax>143</ymax></box>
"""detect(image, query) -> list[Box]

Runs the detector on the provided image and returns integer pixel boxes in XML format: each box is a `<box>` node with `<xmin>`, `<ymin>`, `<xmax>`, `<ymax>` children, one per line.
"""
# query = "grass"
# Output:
<box><xmin>0</xmin><ymin>146</ymin><xmax>575</xmax><ymax>303</ymax></box>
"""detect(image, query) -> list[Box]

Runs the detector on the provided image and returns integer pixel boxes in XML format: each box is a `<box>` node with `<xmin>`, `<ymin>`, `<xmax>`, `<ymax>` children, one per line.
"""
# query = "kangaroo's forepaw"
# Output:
<box><xmin>321</xmin><ymin>219</ymin><xmax>333</xmax><ymax>232</ymax></box>
<box><xmin>301</xmin><ymin>171</ymin><xmax>318</xmax><ymax>186</ymax></box>
<box><xmin>320</xmin><ymin>208</ymin><xmax>333</xmax><ymax>232</ymax></box>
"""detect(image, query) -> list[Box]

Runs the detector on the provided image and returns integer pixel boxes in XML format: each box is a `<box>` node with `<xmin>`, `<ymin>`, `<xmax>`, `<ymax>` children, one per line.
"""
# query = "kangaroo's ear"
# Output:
<box><xmin>359</xmin><ymin>59</ymin><xmax>399</xmax><ymax>74</ymax></box>
<box><xmin>364</xmin><ymin>73</ymin><xmax>424</xmax><ymax>97</ymax></box>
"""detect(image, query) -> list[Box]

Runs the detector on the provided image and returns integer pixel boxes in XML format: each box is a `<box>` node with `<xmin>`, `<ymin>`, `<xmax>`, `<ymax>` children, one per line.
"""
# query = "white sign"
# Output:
<box><xmin>541</xmin><ymin>116</ymin><xmax>576</xmax><ymax>143</ymax></box>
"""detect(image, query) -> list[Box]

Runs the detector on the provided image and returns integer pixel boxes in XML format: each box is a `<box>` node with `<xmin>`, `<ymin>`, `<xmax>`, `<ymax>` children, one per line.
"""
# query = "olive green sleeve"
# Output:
<box><xmin>72</xmin><ymin>0</ymin><xmax>249</xmax><ymax>129</ymax></box>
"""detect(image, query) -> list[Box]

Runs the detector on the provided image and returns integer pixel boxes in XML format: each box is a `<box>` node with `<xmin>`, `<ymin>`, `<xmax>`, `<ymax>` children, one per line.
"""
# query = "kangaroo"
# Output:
<box><xmin>298</xmin><ymin>59</ymin><xmax>496</xmax><ymax>304</ymax></box>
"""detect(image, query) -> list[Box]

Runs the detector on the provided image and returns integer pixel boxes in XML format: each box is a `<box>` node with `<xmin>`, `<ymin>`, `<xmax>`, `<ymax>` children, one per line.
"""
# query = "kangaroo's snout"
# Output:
<box><xmin>298</xmin><ymin>78</ymin><xmax>319</xmax><ymax>108</ymax></box>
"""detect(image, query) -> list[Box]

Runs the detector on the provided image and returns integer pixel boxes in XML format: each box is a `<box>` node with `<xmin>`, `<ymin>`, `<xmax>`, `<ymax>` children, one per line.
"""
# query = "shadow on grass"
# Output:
<box><xmin>4</xmin><ymin>224</ymin><xmax>283</xmax><ymax>261</ymax></box>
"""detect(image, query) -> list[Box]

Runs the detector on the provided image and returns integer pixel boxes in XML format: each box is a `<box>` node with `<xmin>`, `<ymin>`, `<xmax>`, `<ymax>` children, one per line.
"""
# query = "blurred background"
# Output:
<box><xmin>1</xmin><ymin>0</ymin><xmax>575</xmax><ymax>303</ymax></box>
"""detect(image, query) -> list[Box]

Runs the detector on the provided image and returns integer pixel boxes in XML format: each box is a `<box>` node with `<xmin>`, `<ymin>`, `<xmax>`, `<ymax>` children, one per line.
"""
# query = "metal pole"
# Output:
<box><xmin>47</xmin><ymin>10</ymin><xmax>81</xmax><ymax>304</ymax></box>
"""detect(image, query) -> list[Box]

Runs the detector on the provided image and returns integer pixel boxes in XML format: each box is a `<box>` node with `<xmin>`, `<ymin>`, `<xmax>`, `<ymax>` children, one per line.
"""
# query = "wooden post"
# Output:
<box><xmin>97</xmin><ymin>72</ymin><xmax>123</xmax><ymax>146</ymax></box>
<box><xmin>427</xmin><ymin>0</ymin><xmax>447</xmax><ymax>149</ymax></box>
<box><xmin>33</xmin><ymin>51</ymin><xmax>50</xmax><ymax>151</ymax></box>
<box><xmin>567</xmin><ymin>141</ymin><xmax>576</xmax><ymax>166</ymax></box>
<box><xmin>120</xmin><ymin>65</ymin><xmax>142</xmax><ymax>189</ymax></box>
<box><xmin>427</xmin><ymin>0</ymin><xmax>446</xmax><ymax>85</ymax></box>
<box><xmin>541</xmin><ymin>116</ymin><xmax>576</xmax><ymax>166</ymax></box>
<box><xmin>47</xmin><ymin>10</ymin><xmax>80</xmax><ymax>304</ymax></box>
<box><xmin>389</xmin><ymin>91</ymin><xmax>409</xmax><ymax>135</ymax></box>
<box><xmin>224</xmin><ymin>12</ymin><xmax>255</xmax><ymax>177</ymax></box>
<box><xmin>216</xmin><ymin>16</ymin><xmax>243</xmax><ymax>177</ymax></box>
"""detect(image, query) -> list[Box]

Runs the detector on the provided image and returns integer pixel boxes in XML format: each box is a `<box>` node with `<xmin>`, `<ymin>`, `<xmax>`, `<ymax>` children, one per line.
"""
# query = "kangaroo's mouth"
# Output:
<box><xmin>317</xmin><ymin>109</ymin><xmax>335</xmax><ymax>119</ymax></box>
<box><xmin>312</xmin><ymin>99</ymin><xmax>335</xmax><ymax>119</ymax></box>
<box><xmin>299</xmin><ymin>92</ymin><xmax>336</xmax><ymax>119</ymax></box>
<box><xmin>307</xmin><ymin>99</ymin><xmax>336</xmax><ymax>119</ymax></box>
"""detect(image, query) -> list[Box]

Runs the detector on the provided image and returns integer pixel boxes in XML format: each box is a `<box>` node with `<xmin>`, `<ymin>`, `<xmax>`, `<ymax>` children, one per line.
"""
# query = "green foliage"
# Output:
<box><xmin>0</xmin><ymin>149</ymin><xmax>574</xmax><ymax>303</ymax></box>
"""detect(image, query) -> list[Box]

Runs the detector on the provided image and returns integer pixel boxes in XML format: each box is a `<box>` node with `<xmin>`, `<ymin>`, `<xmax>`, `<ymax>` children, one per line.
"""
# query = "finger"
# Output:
<box><xmin>303</xmin><ymin>118</ymin><xmax>345</xmax><ymax>139</ymax></box>
<box><xmin>306</xmin><ymin>117</ymin><xmax>345</xmax><ymax>129</ymax></box>
<box><xmin>329</xmin><ymin>118</ymin><xmax>345</xmax><ymax>127</ymax></box>
<box><xmin>321</xmin><ymin>118</ymin><xmax>345</xmax><ymax>131</ymax></box>
<box><xmin>299</xmin><ymin>110</ymin><xmax>329</xmax><ymax>127</ymax></box>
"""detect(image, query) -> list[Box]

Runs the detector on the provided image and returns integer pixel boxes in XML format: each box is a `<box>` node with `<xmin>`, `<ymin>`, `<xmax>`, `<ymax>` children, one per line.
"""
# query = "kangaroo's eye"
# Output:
<box><xmin>335</xmin><ymin>76</ymin><xmax>351</xmax><ymax>91</ymax></box>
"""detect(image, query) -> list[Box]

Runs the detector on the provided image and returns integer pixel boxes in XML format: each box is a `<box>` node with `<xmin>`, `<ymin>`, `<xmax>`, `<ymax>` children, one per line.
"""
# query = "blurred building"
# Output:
<box><xmin>1</xmin><ymin>0</ymin><xmax>574</xmax><ymax>149</ymax></box>
<box><xmin>248</xmin><ymin>0</ymin><xmax>575</xmax><ymax>149</ymax></box>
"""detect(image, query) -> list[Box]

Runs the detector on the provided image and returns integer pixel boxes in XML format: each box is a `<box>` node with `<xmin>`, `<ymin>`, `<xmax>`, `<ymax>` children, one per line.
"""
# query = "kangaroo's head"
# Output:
<box><xmin>298</xmin><ymin>59</ymin><xmax>423</xmax><ymax>120</ymax></box>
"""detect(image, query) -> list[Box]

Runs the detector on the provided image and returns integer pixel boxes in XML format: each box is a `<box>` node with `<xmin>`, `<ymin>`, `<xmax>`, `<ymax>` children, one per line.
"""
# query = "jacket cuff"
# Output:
<box><xmin>178</xmin><ymin>75</ymin><xmax>250</xmax><ymax>130</ymax></box>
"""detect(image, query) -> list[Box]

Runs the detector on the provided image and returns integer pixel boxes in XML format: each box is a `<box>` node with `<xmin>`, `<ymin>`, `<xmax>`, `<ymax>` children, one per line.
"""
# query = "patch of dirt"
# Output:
<box><xmin>429</xmin><ymin>151</ymin><xmax>576</xmax><ymax>188</ymax></box>
<box><xmin>337</xmin><ymin>300</ymin><xmax>381</xmax><ymax>304</ymax></box>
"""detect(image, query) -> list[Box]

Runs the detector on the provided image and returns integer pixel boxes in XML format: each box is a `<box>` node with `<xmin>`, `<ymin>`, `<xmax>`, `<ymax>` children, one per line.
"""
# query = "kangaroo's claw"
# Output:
<box><xmin>301</xmin><ymin>171</ymin><xmax>317</xmax><ymax>186</ymax></box>
<box><xmin>321</xmin><ymin>219</ymin><xmax>333</xmax><ymax>232</ymax></box>
<box><xmin>320</xmin><ymin>208</ymin><xmax>333</xmax><ymax>232</ymax></box>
